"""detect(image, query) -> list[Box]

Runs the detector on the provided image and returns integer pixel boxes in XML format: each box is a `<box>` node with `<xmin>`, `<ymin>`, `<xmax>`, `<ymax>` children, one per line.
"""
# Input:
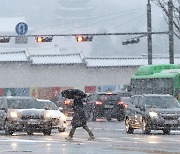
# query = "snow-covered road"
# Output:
<box><xmin>0</xmin><ymin>120</ymin><xmax>180</xmax><ymax>154</ymax></box>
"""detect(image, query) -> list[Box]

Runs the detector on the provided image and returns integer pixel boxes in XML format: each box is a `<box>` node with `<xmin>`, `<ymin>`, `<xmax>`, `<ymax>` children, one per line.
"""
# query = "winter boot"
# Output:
<box><xmin>88</xmin><ymin>135</ymin><xmax>95</xmax><ymax>141</ymax></box>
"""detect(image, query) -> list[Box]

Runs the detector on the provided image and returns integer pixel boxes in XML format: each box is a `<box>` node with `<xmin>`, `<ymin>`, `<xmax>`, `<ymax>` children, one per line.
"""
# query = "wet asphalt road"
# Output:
<box><xmin>0</xmin><ymin>119</ymin><xmax>180</xmax><ymax>154</ymax></box>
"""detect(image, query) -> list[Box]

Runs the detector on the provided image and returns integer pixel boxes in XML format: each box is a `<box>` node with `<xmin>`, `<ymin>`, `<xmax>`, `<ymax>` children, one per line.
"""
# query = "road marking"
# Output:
<box><xmin>0</xmin><ymin>139</ymin><xmax>56</xmax><ymax>143</ymax></box>
<box><xmin>92</xmin><ymin>128</ymin><xmax>124</xmax><ymax>131</ymax></box>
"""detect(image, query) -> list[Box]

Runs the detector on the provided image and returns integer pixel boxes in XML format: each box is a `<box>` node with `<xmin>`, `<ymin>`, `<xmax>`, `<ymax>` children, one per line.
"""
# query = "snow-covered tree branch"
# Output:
<box><xmin>152</xmin><ymin>0</ymin><xmax>180</xmax><ymax>38</ymax></box>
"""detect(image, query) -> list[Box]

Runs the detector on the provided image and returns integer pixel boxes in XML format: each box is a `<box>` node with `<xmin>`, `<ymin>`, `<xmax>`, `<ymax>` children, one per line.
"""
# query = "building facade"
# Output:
<box><xmin>0</xmin><ymin>50</ymin><xmax>179</xmax><ymax>100</ymax></box>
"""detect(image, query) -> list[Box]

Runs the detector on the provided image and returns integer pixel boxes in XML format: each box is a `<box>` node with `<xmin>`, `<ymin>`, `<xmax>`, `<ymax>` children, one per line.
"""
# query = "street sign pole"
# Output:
<box><xmin>168</xmin><ymin>0</ymin><xmax>174</xmax><ymax>64</ymax></box>
<box><xmin>15</xmin><ymin>22</ymin><xmax>28</xmax><ymax>44</ymax></box>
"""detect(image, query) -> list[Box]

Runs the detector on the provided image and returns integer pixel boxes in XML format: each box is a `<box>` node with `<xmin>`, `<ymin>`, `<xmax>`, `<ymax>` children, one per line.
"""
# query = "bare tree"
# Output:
<box><xmin>152</xmin><ymin>0</ymin><xmax>180</xmax><ymax>38</ymax></box>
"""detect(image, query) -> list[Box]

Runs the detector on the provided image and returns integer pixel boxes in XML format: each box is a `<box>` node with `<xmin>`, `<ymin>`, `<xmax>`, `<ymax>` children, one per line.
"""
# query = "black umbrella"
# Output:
<box><xmin>61</xmin><ymin>89</ymin><xmax>87</xmax><ymax>99</ymax></box>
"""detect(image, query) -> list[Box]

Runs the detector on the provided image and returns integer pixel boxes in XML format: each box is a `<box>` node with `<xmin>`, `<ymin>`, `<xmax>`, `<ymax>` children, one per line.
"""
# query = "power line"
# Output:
<box><xmin>0</xmin><ymin>31</ymin><xmax>169</xmax><ymax>38</ymax></box>
<box><xmin>53</xmin><ymin>7</ymin><xmax>146</xmax><ymax>33</ymax></box>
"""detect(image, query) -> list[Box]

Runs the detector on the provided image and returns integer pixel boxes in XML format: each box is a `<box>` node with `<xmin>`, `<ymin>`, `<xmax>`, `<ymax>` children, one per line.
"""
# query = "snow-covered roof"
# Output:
<box><xmin>0</xmin><ymin>51</ymin><xmax>28</xmax><ymax>62</ymax></box>
<box><xmin>84</xmin><ymin>57</ymin><xmax>180</xmax><ymax>67</ymax></box>
<box><xmin>30</xmin><ymin>53</ymin><xmax>84</xmax><ymax>65</ymax></box>
<box><xmin>0</xmin><ymin>50</ymin><xmax>179</xmax><ymax>67</ymax></box>
<box><xmin>26</xmin><ymin>47</ymin><xmax>60</xmax><ymax>55</ymax></box>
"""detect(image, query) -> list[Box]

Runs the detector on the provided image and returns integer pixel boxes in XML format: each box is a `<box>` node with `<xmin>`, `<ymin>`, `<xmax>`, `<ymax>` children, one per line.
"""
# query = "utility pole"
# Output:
<box><xmin>147</xmin><ymin>0</ymin><xmax>152</xmax><ymax>65</ymax></box>
<box><xmin>179</xmin><ymin>6</ymin><xmax>180</xmax><ymax>37</ymax></box>
<box><xmin>168</xmin><ymin>0</ymin><xmax>174</xmax><ymax>64</ymax></box>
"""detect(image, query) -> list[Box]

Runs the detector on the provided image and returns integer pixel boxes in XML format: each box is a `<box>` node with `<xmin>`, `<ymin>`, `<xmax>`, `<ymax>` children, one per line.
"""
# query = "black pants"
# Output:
<box><xmin>68</xmin><ymin>125</ymin><xmax>94</xmax><ymax>138</ymax></box>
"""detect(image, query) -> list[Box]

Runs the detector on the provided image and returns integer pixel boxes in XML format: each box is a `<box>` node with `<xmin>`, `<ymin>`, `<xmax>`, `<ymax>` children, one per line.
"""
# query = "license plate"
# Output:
<box><xmin>28</xmin><ymin>119</ymin><xmax>40</xmax><ymax>125</ymax></box>
<box><xmin>165</xmin><ymin>120</ymin><xmax>178</xmax><ymax>125</ymax></box>
<box><xmin>104</xmin><ymin>105</ymin><xmax>114</xmax><ymax>108</ymax></box>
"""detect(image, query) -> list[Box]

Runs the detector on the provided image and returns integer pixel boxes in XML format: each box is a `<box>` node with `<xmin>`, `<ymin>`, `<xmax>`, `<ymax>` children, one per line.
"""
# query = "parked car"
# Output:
<box><xmin>52</xmin><ymin>94</ymin><xmax>74</xmax><ymax>117</ymax></box>
<box><xmin>85</xmin><ymin>92</ymin><xmax>129</xmax><ymax>121</ymax></box>
<box><xmin>36</xmin><ymin>99</ymin><xmax>67</xmax><ymax>132</ymax></box>
<box><xmin>125</xmin><ymin>94</ymin><xmax>180</xmax><ymax>134</ymax></box>
<box><xmin>0</xmin><ymin>96</ymin><xmax>52</xmax><ymax>135</ymax></box>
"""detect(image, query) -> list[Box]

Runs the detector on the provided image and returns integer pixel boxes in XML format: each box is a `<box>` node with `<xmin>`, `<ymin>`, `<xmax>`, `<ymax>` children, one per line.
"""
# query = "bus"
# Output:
<box><xmin>128</xmin><ymin>64</ymin><xmax>180</xmax><ymax>102</ymax></box>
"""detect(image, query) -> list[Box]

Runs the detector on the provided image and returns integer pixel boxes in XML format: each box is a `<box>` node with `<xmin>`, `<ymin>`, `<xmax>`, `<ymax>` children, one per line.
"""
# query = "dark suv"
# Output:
<box><xmin>0</xmin><ymin>96</ymin><xmax>52</xmax><ymax>135</ymax></box>
<box><xmin>85</xmin><ymin>92</ymin><xmax>130</xmax><ymax>121</ymax></box>
<box><xmin>125</xmin><ymin>94</ymin><xmax>180</xmax><ymax>134</ymax></box>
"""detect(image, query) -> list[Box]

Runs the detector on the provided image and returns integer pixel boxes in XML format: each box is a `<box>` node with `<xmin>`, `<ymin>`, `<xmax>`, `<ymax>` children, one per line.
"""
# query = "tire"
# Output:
<box><xmin>106</xmin><ymin>116</ymin><xmax>112</xmax><ymax>121</ymax></box>
<box><xmin>27</xmin><ymin>131</ymin><xmax>33</xmax><ymax>135</ymax></box>
<box><xmin>43</xmin><ymin>129</ymin><xmax>52</xmax><ymax>135</ymax></box>
<box><xmin>58</xmin><ymin>128</ymin><xmax>65</xmax><ymax>132</ymax></box>
<box><xmin>105</xmin><ymin>110</ymin><xmax>112</xmax><ymax>121</ymax></box>
<box><xmin>125</xmin><ymin>118</ymin><xmax>134</xmax><ymax>134</ymax></box>
<box><xmin>162</xmin><ymin>129</ymin><xmax>170</xmax><ymax>134</ymax></box>
<box><xmin>142</xmin><ymin>119</ymin><xmax>151</xmax><ymax>134</ymax></box>
<box><xmin>4</xmin><ymin>121</ymin><xmax>13</xmax><ymax>135</ymax></box>
<box><xmin>117</xmin><ymin>115</ymin><xmax>125</xmax><ymax>121</ymax></box>
<box><xmin>89</xmin><ymin>111</ymin><xmax>96</xmax><ymax>122</ymax></box>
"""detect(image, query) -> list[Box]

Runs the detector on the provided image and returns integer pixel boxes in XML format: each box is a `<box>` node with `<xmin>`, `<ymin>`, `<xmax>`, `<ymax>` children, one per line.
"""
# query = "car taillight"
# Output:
<box><xmin>124</xmin><ymin>104</ymin><xmax>128</xmax><ymax>108</ymax></box>
<box><xmin>176</xmin><ymin>93</ymin><xmax>179</xmax><ymax>100</ymax></box>
<box><xmin>64</xmin><ymin>99</ymin><xmax>71</xmax><ymax>105</ymax></box>
<box><xmin>117</xmin><ymin>101</ymin><xmax>124</xmax><ymax>105</ymax></box>
<box><xmin>95</xmin><ymin>101</ymin><xmax>103</xmax><ymax>105</ymax></box>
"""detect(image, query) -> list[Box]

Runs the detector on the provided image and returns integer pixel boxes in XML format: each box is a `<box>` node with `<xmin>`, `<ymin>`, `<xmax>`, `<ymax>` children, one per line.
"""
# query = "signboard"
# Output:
<box><xmin>15</xmin><ymin>36</ymin><xmax>28</xmax><ymax>44</ymax></box>
<box><xmin>15</xmin><ymin>22</ymin><xmax>28</xmax><ymax>35</ymax></box>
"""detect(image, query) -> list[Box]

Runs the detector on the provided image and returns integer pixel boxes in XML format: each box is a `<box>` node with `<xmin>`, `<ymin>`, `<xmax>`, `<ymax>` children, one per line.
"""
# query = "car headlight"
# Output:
<box><xmin>60</xmin><ymin>114</ymin><xmax>67</xmax><ymax>121</ymax></box>
<box><xmin>8</xmin><ymin>111</ymin><xmax>21</xmax><ymax>119</ymax></box>
<box><xmin>44</xmin><ymin>111</ymin><xmax>52</xmax><ymax>119</ymax></box>
<box><xmin>149</xmin><ymin>111</ymin><xmax>158</xmax><ymax>118</ymax></box>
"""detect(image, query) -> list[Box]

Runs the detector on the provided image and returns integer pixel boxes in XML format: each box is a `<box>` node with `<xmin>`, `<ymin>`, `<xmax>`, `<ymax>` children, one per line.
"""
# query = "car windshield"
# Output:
<box><xmin>145</xmin><ymin>96</ymin><xmax>180</xmax><ymax>108</ymax></box>
<box><xmin>7</xmin><ymin>98</ymin><xmax>42</xmax><ymax>109</ymax></box>
<box><xmin>38</xmin><ymin>101</ymin><xmax>58</xmax><ymax>110</ymax></box>
<box><xmin>98</xmin><ymin>94</ymin><xmax>119</xmax><ymax>101</ymax></box>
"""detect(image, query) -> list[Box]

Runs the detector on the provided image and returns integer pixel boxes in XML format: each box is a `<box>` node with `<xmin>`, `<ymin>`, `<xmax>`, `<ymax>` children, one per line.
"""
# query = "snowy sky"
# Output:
<box><xmin>0</xmin><ymin>0</ymin><xmax>164</xmax><ymax>31</ymax></box>
<box><xmin>0</xmin><ymin>0</ymin><xmax>179</xmax><ymax>57</ymax></box>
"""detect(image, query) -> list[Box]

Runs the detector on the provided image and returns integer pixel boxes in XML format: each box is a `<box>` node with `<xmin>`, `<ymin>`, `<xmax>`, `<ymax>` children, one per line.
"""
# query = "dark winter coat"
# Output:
<box><xmin>71</xmin><ymin>98</ymin><xmax>87</xmax><ymax>128</ymax></box>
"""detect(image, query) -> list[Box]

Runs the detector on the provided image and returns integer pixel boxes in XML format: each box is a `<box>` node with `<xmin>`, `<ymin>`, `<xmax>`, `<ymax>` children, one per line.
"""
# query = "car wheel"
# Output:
<box><xmin>89</xmin><ymin>111</ymin><xmax>96</xmax><ymax>121</ymax></box>
<box><xmin>43</xmin><ymin>129</ymin><xmax>52</xmax><ymax>135</ymax></box>
<box><xmin>117</xmin><ymin>114</ymin><xmax>125</xmax><ymax>121</ymax></box>
<box><xmin>162</xmin><ymin>129</ymin><xmax>170</xmax><ymax>134</ymax></box>
<box><xmin>142</xmin><ymin>119</ymin><xmax>151</xmax><ymax>134</ymax></box>
<box><xmin>125</xmin><ymin>118</ymin><xmax>134</xmax><ymax>134</ymax></box>
<box><xmin>4</xmin><ymin>121</ymin><xmax>13</xmax><ymax>135</ymax></box>
<box><xmin>58</xmin><ymin>128</ymin><xmax>65</xmax><ymax>132</ymax></box>
<box><xmin>106</xmin><ymin>116</ymin><xmax>112</xmax><ymax>121</ymax></box>
<box><xmin>27</xmin><ymin>131</ymin><xmax>33</xmax><ymax>135</ymax></box>
<box><xmin>105</xmin><ymin>110</ymin><xmax>112</xmax><ymax>121</ymax></box>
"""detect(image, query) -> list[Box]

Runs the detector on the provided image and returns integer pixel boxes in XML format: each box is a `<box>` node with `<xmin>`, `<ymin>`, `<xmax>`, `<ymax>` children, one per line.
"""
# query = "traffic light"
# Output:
<box><xmin>76</xmin><ymin>35</ymin><xmax>93</xmax><ymax>42</ymax></box>
<box><xmin>0</xmin><ymin>37</ymin><xmax>10</xmax><ymax>43</ymax></box>
<box><xmin>122</xmin><ymin>38</ymin><xmax>140</xmax><ymax>45</ymax></box>
<box><xmin>36</xmin><ymin>36</ymin><xmax>53</xmax><ymax>43</ymax></box>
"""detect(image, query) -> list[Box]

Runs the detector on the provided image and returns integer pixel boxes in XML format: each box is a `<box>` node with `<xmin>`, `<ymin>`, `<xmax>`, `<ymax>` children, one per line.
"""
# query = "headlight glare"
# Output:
<box><xmin>44</xmin><ymin>111</ymin><xmax>51</xmax><ymax>119</ymax></box>
<box><xmin>149</xmin><ymin>111</ymin><xmax>158</xmax><ymax>118</ymax></box>
<box><xmin>9</xmin><ymin>111</ymin><xmax>21</xmax><ymax>118</ymax></box>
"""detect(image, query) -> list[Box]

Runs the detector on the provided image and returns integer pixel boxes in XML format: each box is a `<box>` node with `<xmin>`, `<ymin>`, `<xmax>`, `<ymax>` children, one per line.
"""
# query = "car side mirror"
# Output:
<box><xmin>0</xmin><ymin>107</ymin><xmax>7</xmax><ymax>112</ymax></box>
<box><xmin>44</xmin><ymin>107</ymin><xmax>49</xmax><ymax>110</ymax></box>
<box><xmin>140</xmin><ymin>106</ymin><xmax>145</xmax><ymax>111</ymax></box>
<box><xmin>135</xmin><ymin>105</ymin><xmax>145</xmax><ymax>111</ymax></box>
<box><xmin>58</xmin><ymin>107</ymin><xmax>63</xmax><ymax>112</ymax></box>
<box><xmin>127</xmin><ymin>85</ymin><xmax>131</xmax><ymax>92</ymax></box>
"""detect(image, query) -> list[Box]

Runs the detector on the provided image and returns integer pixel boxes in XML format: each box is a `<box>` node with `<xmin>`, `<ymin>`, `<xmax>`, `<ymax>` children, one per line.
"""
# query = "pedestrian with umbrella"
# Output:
<box><xmin>61</xmin><ymin>89</ymin><xmax>95</xmax><ymax>140</ymax></box>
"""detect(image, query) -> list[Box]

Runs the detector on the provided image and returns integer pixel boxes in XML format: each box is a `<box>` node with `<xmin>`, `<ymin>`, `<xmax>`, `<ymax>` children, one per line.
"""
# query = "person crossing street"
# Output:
<box><xmin>65</xmin><ymin>95</ymin><xmax>95</xmax><ymax>140</ymax></box>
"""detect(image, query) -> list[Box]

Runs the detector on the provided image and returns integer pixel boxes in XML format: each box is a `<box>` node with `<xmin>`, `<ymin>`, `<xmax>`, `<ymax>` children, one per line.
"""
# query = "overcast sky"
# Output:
<box><xmin>0</xmin><ymin>0</ymin><xmax>179</xmax><ymax>57</ymax></box>
<box><xmin>0</xmin><ymin>0</ymin><xmax>164</xmax><ymax>31</ymax></box>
